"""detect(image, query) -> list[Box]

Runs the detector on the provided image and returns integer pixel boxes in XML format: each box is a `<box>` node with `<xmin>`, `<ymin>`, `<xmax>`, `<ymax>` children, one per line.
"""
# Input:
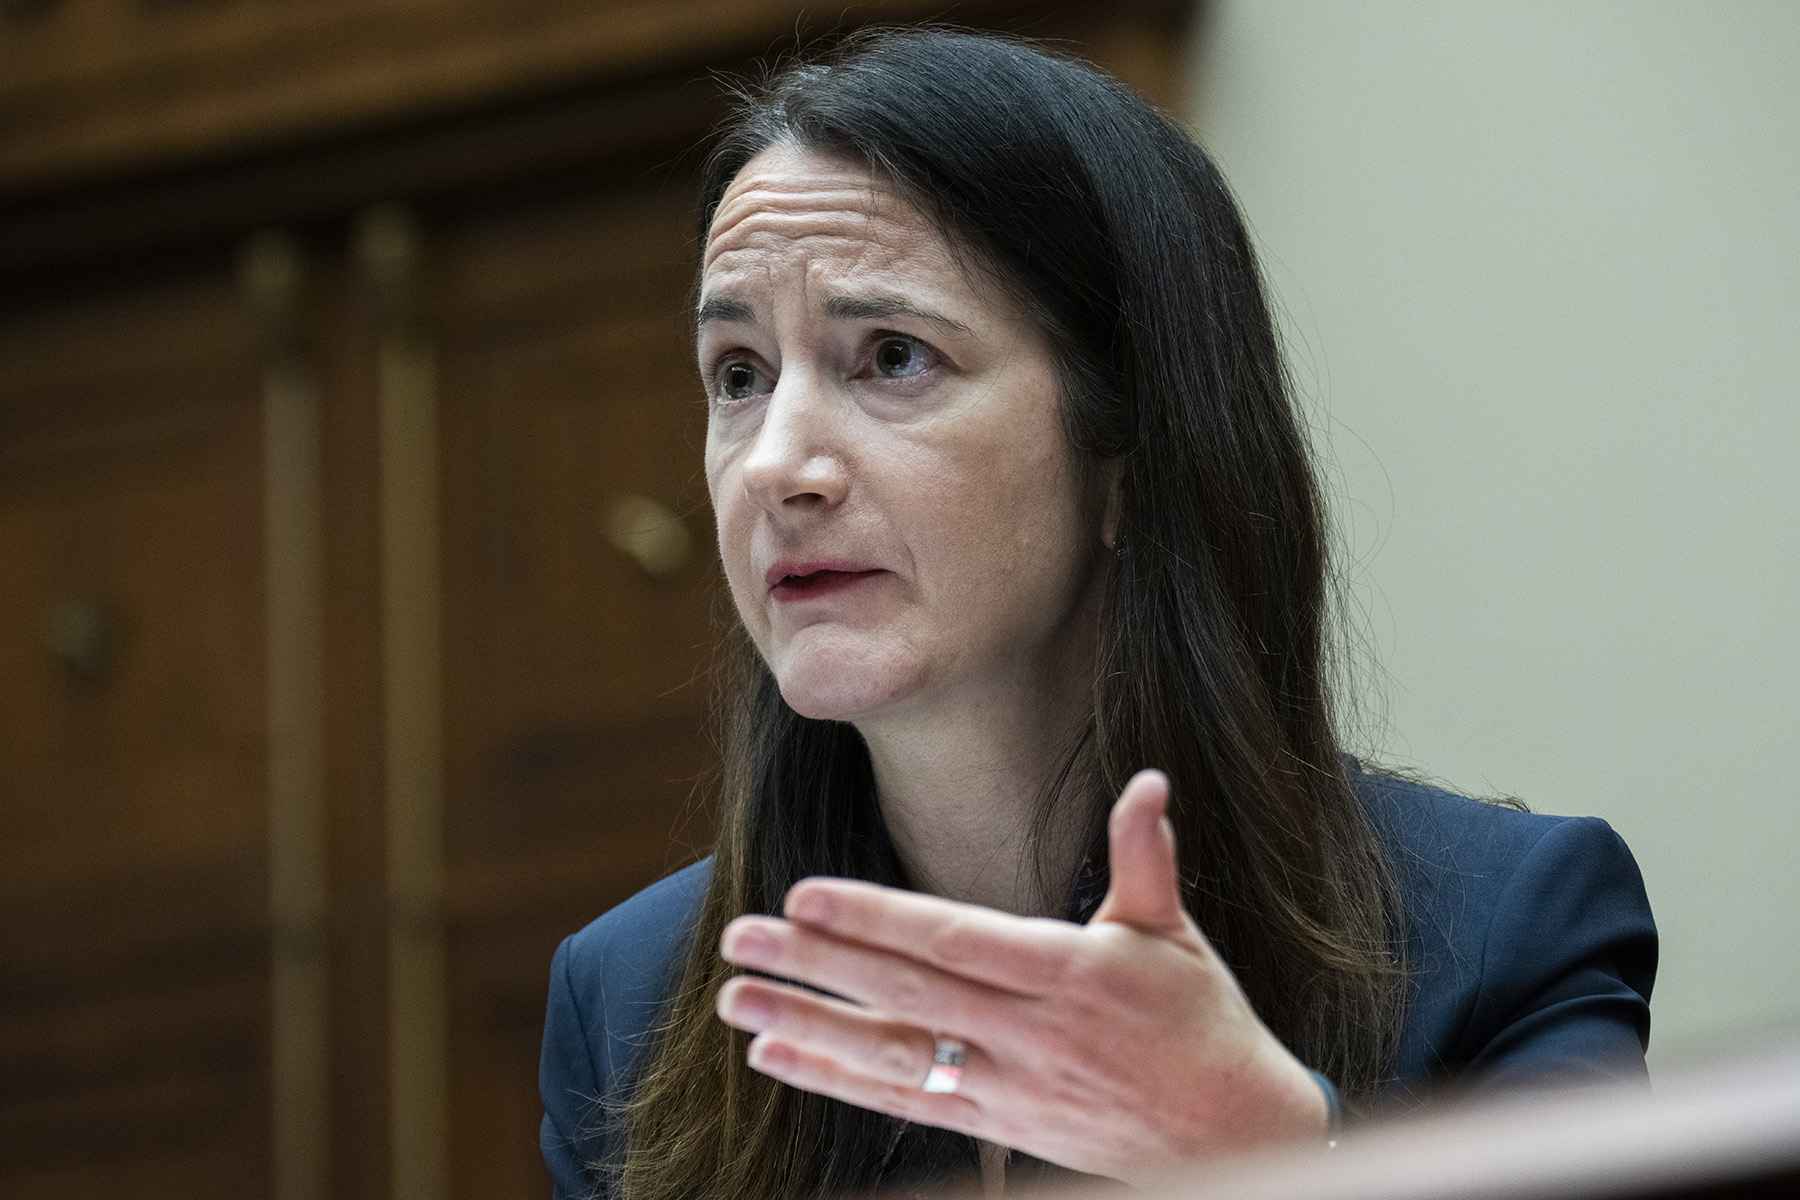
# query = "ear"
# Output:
<box><xmin>1099</xmin><ymin>457</ymin><xmax>1124</xmax><ymax>550</ymax></box>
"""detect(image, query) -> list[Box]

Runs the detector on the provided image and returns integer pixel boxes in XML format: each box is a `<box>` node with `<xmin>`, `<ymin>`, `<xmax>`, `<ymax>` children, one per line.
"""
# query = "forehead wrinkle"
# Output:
<box><xmin>703</xmin><ymin>201</ymin><xmax>912</xmax><ymax>273</ymax></box>
<box><xmin>710</xmin><ymin>154</ymin><xmax>887</xmax><ymax>220</ymax></box>
<box><xmin>705</xmin><ymin>160</ymin><xmax>904</xmax><ymax>268</ymax></box>
<box><xmin>701</xmin><ymin>217</ymin><xmax>950</xmax><ymax>325</ymax></box>
<box><xmin>715</xmin><ymin>181</ymin><xmax>885</xmax><ymax>218</ymax></box>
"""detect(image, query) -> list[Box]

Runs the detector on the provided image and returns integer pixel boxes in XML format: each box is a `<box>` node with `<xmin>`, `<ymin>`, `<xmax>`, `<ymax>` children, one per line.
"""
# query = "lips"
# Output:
<box><xmin>765</xmin><ymin>560</ymin><xmax>884</xmax><ymax>601</ymax></box>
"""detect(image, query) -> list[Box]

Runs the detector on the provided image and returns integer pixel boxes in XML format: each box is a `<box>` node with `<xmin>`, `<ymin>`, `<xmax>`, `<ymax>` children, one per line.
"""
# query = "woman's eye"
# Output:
<box><xmin>871</xmin><ymin>336</ymin><xmax>931</xmax><ymax>379</ymax></box>
<box><xmin>717</xmin><ymin>360</ymin><xmax>766</xmax><ymax>401</ymax></box>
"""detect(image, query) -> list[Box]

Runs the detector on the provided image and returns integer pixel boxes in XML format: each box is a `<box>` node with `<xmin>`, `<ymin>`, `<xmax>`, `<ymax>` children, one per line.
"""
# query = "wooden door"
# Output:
<box><xmin>0</xmin><ymin>264</ymin><xmax>271</xmax><ymax>1196</ymax></box>
<box><xmin>0</xmin><ymin>176</ymin><xmax>722</xmax><ymax>1200</ymax></box>
<box><xmin>433</xmin><ymin>174</ymin><xmax>718</xmax><ymax>1200</ymax></box>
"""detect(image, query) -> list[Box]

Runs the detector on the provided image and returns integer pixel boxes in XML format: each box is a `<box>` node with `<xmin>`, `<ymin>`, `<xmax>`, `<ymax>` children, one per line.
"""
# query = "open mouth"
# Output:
<box><xmin>769</xmin><ymin>568</ymin><xmax>880</xmax><ymax>600</ymax></box>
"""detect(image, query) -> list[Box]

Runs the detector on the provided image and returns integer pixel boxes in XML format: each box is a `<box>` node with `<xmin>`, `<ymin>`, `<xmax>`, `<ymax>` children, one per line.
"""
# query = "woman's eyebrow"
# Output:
<box><xmin>824</xmin><ymin>294</ymin><xmax>970</xmax><ymax>333</ymax></box>
<box><xmin>696</xmin><ymin>295</ymin><xmax>756</xmax><ymax>329</ymax></box>
<box><xmin>694</xmin><ymin>293</ymin><xmax>972</xmax><ymax>335</ymax></box>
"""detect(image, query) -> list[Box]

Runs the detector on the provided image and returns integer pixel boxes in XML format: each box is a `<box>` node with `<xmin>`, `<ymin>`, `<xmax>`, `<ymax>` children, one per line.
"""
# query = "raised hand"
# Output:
<box><xmin>713</xmin><ymin>770</ymin><xmax>1328</xmax><ymax>1184</ymax></box>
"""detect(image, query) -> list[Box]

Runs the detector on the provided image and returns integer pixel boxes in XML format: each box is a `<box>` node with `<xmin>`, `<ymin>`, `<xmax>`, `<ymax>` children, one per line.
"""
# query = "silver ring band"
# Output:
<box><xmin>922</xmin><ymin>1037</ymin><xmax>965</xmax><ymax>1094</ymax></box>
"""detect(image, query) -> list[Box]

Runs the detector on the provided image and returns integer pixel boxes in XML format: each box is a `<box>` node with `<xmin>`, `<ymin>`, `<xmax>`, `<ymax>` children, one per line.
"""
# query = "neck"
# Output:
<box><xmin>855</xmin><ymin>654</ymin><xmax>1096</xmax><ymax>918</ymax></box>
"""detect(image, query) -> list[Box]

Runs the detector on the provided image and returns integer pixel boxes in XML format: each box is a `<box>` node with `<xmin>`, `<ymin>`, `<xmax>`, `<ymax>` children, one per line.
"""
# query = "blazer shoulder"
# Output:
<box><xmin>1355</xmin><ymin>765</ymin><xmax>1565</xmax><ymax>871</ymax></box>
<box><xmin>541</xmin><ymin>858</ymin><xmax>715</xmax><ymax>1199</ymax></box>
<box><xmin>557</xmin><ymin>858</ymin><xmax>715</xmax><ymax>1104</ymax></box>
<box><xmin>562</xmin><ymin>857</ymin><xmax>715</xmax><ymax>993</ymax></box>
<box><xmin>1356</xmin><ymin>767</ymin><xmax>1649</xmax><ymax>951</ymax></box>
<box><xmin>1352</xmin><ymin>766</ymin><xmax>1656</xmax><ymax>1099</ymax></box>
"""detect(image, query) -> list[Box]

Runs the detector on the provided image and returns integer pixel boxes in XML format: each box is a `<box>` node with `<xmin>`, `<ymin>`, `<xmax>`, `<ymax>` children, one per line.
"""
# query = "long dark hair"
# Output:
<box><xmin>620</xmin><ymin>28</ymin><xmax>1402</xmax><ymax>1199</ymax></box>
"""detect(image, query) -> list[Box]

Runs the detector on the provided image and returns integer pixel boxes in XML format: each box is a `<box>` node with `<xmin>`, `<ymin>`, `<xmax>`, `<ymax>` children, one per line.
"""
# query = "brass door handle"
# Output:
<box><xmin>605</xmin><ymin>494</ymin><xmax>693</xmax><ymax>581</ymax></box>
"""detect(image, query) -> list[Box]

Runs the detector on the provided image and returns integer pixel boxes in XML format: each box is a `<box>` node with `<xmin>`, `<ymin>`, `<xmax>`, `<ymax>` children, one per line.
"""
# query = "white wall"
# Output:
<box><xmin>1187</xmin><ymin>1</ymin><xmax>1800</xmax><ymax>1067</ymax></box>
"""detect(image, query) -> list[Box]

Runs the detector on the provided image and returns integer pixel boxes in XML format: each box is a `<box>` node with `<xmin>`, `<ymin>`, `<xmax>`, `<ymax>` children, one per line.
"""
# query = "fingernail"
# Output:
<box><xmin>718</xmin><ymin>987</ymin><xmax>773</xmax><ymax>1030</ymax></box>
<box><xmin>786</xmin><ymin>885</ymin><xmax>836</xmax><ymax>926</ymax></box>
<box><xmin>747</xmin><ymin>1037</ymin><xmax>796</xmax><ymax>1079</ymax></box>
<box><xmin>721</xmin><ymin>921</ymin><xmax>778</xmax><ymax>968</ymax></box>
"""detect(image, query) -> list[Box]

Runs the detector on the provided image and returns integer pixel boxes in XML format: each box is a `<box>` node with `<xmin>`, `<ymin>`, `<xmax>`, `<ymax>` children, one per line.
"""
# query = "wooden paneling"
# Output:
<box><xmin>436</xmin><ymin>178</ymin><xmax>719</xmax><ymax>1200</ymax></box>
<box><xmin>312</xmin><ymin>255</ymin><xmax>395</xmax><ymax>1200</ymax></box>
<box><xmin>0</xmin><ymin>267</ymin><xmax>269</xmax><ymax>1196</ymax></box>
<box><xmin>0</xmin><ymin>2</ymin><xmax>1192</xmax><ymax>285</ymax></box>
<box><xmin>0</xmin><ymin>0</ymin><xmax>1121</xmax><ymax>195</ymax></box>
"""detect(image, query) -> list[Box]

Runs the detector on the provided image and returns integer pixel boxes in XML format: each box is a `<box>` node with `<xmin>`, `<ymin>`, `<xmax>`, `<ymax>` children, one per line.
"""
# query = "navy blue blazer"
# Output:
<box><xmin>539</xmin><ymin>769</ymin><xmax>1657</xmax><ymax>1198</ymax></box>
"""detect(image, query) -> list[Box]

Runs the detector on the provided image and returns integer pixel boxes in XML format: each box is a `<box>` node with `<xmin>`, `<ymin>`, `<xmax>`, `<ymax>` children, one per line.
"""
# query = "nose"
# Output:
<box><xmin>739</xmin><ymin>369</ymin><xmax>849</xmax><ymax>514</ymax></box>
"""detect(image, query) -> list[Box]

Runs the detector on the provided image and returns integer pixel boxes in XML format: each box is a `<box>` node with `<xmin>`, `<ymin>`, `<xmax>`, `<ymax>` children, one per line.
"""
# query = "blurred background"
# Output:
<box><xmin>0</xmin><ymin>2</ymin><xmax>1793</xmax><ymax>1198</ymax></box>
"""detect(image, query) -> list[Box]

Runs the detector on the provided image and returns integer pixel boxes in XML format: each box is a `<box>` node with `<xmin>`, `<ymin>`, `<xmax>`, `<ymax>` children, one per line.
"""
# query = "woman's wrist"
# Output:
<box><xmin>1140</xmin><ymin>1040</ymin><xmax>1333</xmax><ymax>1181</ymax></box>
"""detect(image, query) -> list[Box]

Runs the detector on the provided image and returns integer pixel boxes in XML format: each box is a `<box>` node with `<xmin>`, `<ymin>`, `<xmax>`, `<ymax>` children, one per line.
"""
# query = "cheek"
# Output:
<box><xmin>918</xmin><ymin>438</ymin><xmax>1092</xmax><ymax>610</ymax></box>
<box><xmin>979</xmin><ymin>422</ymin><xmax>1086</xmax><ymax>542</ymax></box>
<box><xmin>706</xmin><ymin>460</ymin><xmax>761</xmax><ymax>615</ymax></box>
<box><xmin>704</xmin><ymin>445</ymin><xmax>746</xmax><ymax>549</ymax></box>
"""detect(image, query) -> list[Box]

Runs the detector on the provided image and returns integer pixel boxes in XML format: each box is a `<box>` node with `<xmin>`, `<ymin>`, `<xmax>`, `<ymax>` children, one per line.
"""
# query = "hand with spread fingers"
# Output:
<box><xmin>713</xmin><ymin>770</ymin><xmax>1329</xmax><ymax>1185</ymax></box>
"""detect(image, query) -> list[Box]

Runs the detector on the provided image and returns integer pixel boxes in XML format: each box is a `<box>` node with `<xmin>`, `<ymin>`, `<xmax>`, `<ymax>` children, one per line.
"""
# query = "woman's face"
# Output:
<box><xmin>699</xmin><ymin>144</ymin><xmax>1112</xmax><ymax>725</ymax></box>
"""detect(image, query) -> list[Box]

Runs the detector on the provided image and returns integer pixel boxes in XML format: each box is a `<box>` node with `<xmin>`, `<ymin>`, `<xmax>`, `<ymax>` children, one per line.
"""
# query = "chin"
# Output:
<box><xmin>769</xmin><ymin>641</ymin><xmax>925</xmax><ymax>723</ymax></box>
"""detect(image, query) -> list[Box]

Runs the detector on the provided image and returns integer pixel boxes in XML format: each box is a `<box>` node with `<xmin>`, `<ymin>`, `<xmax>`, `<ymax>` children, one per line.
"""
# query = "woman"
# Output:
<box><xmin>539</xmin><ymin>28</ymin><xmax>1656</xmax><ymax>1199</ymax></box>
